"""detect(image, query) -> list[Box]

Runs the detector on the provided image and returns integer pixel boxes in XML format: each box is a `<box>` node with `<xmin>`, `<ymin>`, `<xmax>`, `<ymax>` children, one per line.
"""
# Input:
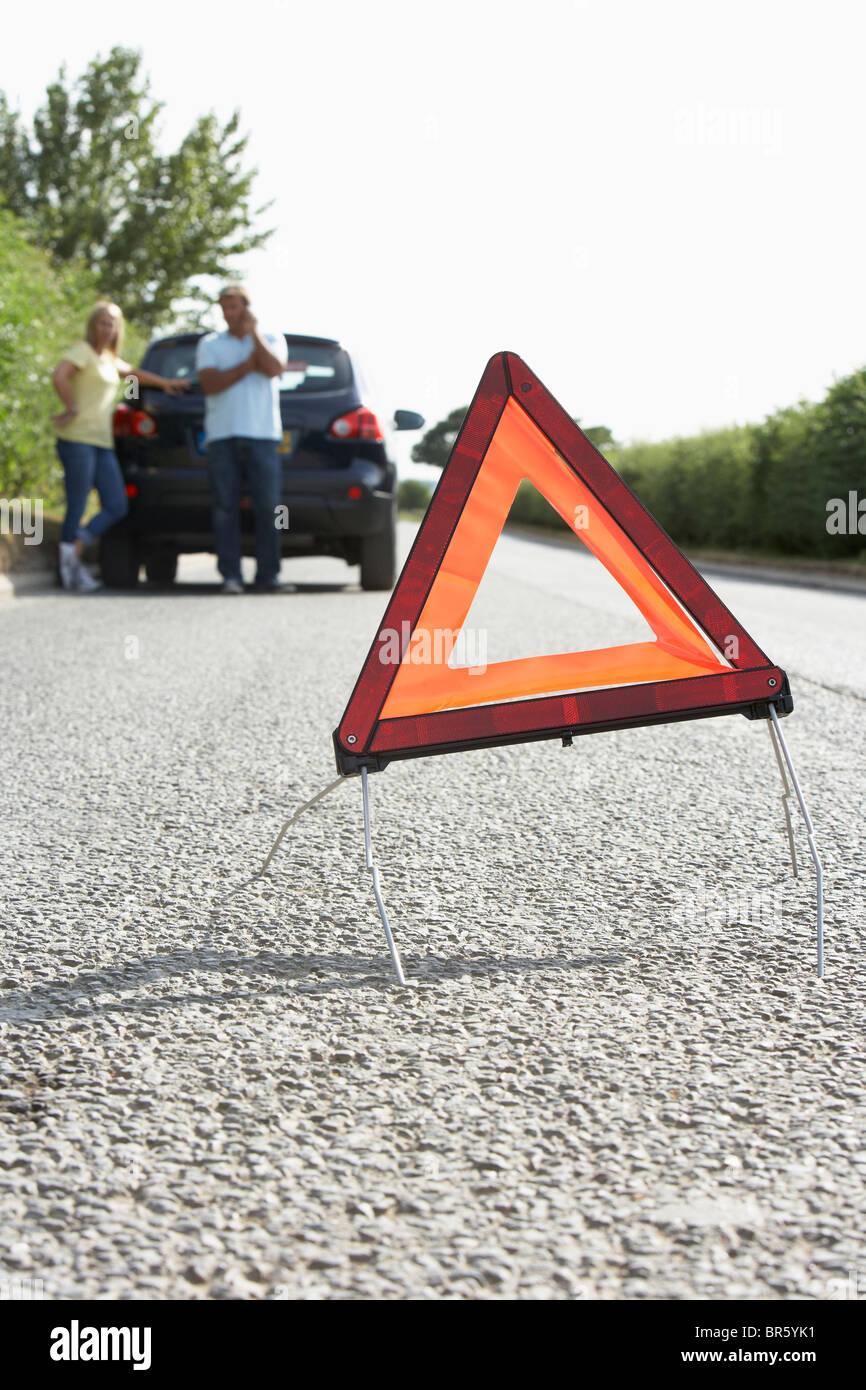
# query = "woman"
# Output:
<box><xmin>52</xmin><ymin>302</ymin><xmax>187</xmax><ymax>591</ymax></box>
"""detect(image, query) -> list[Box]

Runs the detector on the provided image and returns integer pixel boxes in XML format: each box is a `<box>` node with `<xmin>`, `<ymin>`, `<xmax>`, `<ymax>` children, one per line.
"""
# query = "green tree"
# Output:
<box><xmin>410</xmin><ymin>406</ymin><xmax>469</xmax><ymax>469</ymax></box>
<box><xmin>0</xmin><ymin>47</ymin><xmax>272</xmax><ymax>331</ymax></box>
<box><xmin>582</xmin><ymin>424</ymin><xmax>617</xmax><ymax>453</ymax></box>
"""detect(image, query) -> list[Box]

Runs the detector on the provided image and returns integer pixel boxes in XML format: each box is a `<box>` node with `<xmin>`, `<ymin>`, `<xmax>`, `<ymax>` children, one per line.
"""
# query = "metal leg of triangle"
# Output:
<box><xmin>768</xmin><ymin>706</ymin><xmax>824</xmax><ymax>978</ymax></box>
<box><xmin>361</xmin><ymin>767</ymin><xmax>406</xmax><ymax>985</ymax></box>
<box><xmin>766</xmin><ymin>721</ymin><xmax>799</xmax><ymax>877</ymax></box>
<box><xmin>256</xmin><ymin>776</ymin><xmax>345</xmax><ymax>878</ymax></box>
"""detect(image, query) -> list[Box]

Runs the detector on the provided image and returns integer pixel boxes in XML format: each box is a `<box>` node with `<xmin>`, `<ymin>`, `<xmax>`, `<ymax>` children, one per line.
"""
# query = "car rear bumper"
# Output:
<box><xmin>121</xmin><ymin>458</ymin><xmax>394</xmax><ymax>548</ymax></box>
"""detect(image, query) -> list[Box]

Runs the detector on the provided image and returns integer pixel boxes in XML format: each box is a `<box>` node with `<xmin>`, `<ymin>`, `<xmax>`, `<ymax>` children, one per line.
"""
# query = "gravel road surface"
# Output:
<box><xmin>1</xmin><ymin>522</ymin><xmax>864</xmax><ymax>1300</ymax></box>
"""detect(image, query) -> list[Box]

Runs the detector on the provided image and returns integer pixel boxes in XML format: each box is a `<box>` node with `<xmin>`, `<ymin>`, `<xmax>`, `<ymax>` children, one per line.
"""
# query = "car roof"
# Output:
<box><xmin>146</xmin><ymin>331</ymin><xmax>346</xmax><ymax>350</ymax></box>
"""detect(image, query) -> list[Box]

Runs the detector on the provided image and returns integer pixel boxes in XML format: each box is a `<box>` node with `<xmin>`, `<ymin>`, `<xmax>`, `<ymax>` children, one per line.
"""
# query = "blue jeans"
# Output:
<box><xmin>56</xmin><ymin>440</ymin><xmax>129</xmax><ymax>544</ymax></box>
<box><xmin>206</xmin><ymin>437</ymin><xmax>281</xmax><ymax>584</ymax></box>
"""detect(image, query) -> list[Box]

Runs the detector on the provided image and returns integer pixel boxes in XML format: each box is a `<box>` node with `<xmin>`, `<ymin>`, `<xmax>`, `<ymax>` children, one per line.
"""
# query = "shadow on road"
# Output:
<box><xmin>8</xmin><ymin>579</ymin><xmax>358</xmax><ymax>599</ymax></box>
<box><xmin>0</xmin><ymin>944</ymin><xmax>628</xmax><ymax>1020</ymax></box>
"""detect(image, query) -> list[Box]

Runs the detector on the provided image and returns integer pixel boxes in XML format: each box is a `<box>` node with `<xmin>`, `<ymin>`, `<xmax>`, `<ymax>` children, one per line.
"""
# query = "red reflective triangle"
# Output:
<box><xmin>334</xmin><ymin>353</ymin><xmax>791</xmax><ymax>773</ymax></box>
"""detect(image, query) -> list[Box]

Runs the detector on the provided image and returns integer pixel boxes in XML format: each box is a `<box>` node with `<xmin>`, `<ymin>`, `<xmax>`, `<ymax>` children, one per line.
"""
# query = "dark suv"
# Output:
<box><xmin>104</xmin><ymin>333</ymin><xmax>423</xmax><ymax>590</ymax></box>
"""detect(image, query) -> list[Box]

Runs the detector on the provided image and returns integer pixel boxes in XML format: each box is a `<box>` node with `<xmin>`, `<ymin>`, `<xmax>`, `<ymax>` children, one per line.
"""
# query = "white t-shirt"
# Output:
<box><xmin>196</xmin><ymin>330</ymin><xmax>288</xmax><ymax>442</ymax></box>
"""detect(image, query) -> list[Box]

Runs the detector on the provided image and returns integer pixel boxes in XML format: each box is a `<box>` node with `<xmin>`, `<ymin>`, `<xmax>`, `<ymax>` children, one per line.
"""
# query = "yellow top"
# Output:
<box><xmin>55</xmin><ymin>341</ymin><xmax>122</xmax><ymax>449</ymax></box>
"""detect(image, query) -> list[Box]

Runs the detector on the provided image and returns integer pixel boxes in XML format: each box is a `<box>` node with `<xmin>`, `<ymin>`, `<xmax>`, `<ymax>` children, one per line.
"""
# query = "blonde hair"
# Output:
<box><xmin>85</xmin><ymin>302</ymin><xmax>125</xmax><ymax>356</ymax></box>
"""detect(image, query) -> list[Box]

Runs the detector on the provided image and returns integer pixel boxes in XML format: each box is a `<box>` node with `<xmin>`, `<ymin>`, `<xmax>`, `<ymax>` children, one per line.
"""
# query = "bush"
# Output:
<box><xmin>507</xmin><ymin>479</ymin><xmax>571</xmax><ymax>533</ymax></box>
<box><xmin>611</xmin><ymin>375</ymin><xmax>866</xmax><ymax>560</ymax></box>
<box><xmin>0</xmin><ymin>208</ymin><xmax>146</xmax><ymax>505</ymax></box>
<box><xmin>405</xmin><ymin>376</ymin><xmax>866</xmax><ymax>560</ymax></box>
<box><xmin>749</xmin><ymin>373</ymin><xmax>866</xmax><ymax>558</ymax></box>
<box><xmin>615</xmin><ymin>426</ymin><xmax>756</xmax><ymax>551</ymax></box>
<box><xmin>398</xmin><ymin>478</ymin><xmax>433</xmax><ymax>513</ymax></box>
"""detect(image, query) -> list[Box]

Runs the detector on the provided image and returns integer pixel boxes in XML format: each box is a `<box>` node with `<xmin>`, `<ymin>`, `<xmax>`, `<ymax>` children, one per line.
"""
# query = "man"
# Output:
<box><xmin>196</xmin><ymin>286</ymin><xmax>289</xmax><ymax>592</ymax></box>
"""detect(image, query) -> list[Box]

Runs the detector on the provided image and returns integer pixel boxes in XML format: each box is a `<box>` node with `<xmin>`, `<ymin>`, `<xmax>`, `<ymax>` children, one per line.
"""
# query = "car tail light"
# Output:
<box><xmin>125</xmin><ymin>483</ymin><xmax>139</xmax><ymax>498</ymax></box>
<box><xmin>328</xmin><ymin>407</ymin><xmax>383</xmax><ymax>442</ymax></box>
<box><xmin>114</xmin><ymin>404</ymin><xmax>158</xmax><ymax>438</ymax></box>
<box><xmin>347</xmin><ymin>485</ymin><xmax>363</xmax><ymax>500</ymax></box>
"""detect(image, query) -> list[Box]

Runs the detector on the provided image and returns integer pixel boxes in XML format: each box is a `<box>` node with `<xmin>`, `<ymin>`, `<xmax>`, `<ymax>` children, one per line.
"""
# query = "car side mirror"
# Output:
<box><xmin>393</xmin><ymin>410</ymin><xmax>425</xmax><ymax>431</ymax></box>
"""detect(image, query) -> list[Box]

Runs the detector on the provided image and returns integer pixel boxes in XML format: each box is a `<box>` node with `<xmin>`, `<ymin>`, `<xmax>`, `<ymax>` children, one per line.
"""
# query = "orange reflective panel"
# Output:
<box><xmin>380</xmin><ymin>397</ymin><xmax>728</xmax><ymax>719</ymax></box>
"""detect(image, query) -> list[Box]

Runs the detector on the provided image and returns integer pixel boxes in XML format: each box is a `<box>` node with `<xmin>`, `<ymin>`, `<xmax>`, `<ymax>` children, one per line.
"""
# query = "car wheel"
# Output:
<box><xmin>145</xmin><ymin>548</ymin><xmax>178</xmax><ymax>585</ymax></box>
<box><xmin>100</xmin><ymin>532</ymin><xmax>141</xmax><ymax>589</ymax></box>
<box><xmin>359</xmin><ymin>510</ymin><xmax>396</xmax><ymax>591</ymax></box>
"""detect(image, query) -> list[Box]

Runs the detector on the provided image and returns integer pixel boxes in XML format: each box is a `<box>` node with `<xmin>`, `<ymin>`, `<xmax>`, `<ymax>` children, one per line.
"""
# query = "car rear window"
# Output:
<box><xmin>146</xmin><ymin>340</ymin><xmax>200</xmax><ymax>382</ymax></box>
<box><xmin>143</xmin><ymin>336</ymin><xmax>353</xmax><ymax>393</ymax></box>
<box><xmin>280</xmin><ymin>341</ymin><xmax>353</xmax><ymax>393</ymax></box>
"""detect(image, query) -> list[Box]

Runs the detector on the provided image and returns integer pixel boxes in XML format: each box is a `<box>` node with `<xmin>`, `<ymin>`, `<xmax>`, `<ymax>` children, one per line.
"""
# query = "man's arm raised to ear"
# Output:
<box><xmin>242</xmin><ymin>310</ymin><xmax>287</xmax><ymax>379</ymax></box>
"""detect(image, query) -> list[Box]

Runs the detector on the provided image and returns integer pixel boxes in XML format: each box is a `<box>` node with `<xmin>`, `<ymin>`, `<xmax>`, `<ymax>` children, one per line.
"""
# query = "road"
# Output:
<box><xmin>1</xmin><ymin>521</ymin><xmax>864</xmax><ymax>1300</ymax></box>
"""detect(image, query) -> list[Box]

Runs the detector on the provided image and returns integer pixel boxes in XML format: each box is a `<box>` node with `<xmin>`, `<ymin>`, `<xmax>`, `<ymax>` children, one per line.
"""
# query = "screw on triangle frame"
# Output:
<box><xmin>361</xmin><ymin>767</ymin><xmax>406</xmax><ymax>985</ymax></box>
<box><xmin>768</xmin><ymin>706</ymin><xmax>824</xmax><ymax>978</ymax></box>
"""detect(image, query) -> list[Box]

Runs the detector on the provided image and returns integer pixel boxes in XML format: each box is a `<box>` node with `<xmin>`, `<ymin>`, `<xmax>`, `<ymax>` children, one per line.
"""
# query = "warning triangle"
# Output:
<box><xmin>334</xmin><ymin>353</ymin><xmax>791</xmax><ymax>772</ymax></box>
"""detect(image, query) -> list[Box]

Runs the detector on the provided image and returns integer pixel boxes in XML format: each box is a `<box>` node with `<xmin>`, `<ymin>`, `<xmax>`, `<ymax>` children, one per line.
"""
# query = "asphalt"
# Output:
<box><xmin>0</xmin><ymin>522</ymin><xmax>863</xmax><ymax>1299</ymax></box>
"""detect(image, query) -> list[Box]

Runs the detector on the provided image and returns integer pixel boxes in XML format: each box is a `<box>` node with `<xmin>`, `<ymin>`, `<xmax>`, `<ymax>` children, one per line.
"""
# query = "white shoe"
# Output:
<box><xmin>221</xmin><ymin>578</ymin><xmax>244</xmax><ymax>594</ymax></box>
<box><xmin>59</xmin><ymin>542</ymin><xmax>78</xmax><ymax>590</ymax></box>
<box><xmin>74</xmin><ymin>564</ymin><xmax>102</xmax><ymax>593</ymax></box>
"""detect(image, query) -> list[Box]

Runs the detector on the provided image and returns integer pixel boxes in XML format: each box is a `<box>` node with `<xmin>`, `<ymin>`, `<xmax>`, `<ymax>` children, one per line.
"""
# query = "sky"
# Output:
<box><xmin>3</xmin><ymin>0</ymin><xmax>865</xmax><ymax>478</ymax></box>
